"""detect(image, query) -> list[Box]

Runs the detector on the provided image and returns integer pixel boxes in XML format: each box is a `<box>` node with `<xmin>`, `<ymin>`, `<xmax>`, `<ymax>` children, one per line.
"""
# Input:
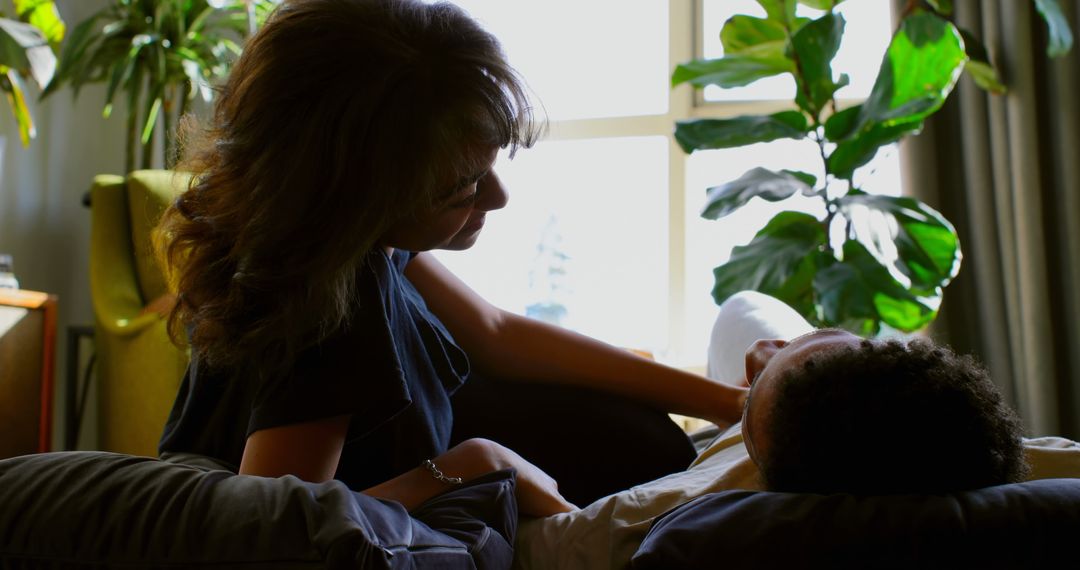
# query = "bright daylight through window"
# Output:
<box><xmin>432</xmin><ymin>0</ymin><xmax>899</xmax><ymax>368</ymax></box>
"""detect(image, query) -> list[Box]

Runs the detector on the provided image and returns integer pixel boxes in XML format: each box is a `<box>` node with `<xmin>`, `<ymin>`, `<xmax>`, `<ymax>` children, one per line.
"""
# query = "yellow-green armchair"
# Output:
<box><xmin>89</xmin><ymin>170</ymin><xmax>190</xmax><ymax>456</ymax></box>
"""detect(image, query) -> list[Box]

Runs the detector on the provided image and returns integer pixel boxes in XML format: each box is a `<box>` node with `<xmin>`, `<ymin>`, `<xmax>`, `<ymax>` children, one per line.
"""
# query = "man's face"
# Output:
<box><xmin>740</xmin><ymin>329</ymin><xmax>862</xmax><ymax>468</ymax></box>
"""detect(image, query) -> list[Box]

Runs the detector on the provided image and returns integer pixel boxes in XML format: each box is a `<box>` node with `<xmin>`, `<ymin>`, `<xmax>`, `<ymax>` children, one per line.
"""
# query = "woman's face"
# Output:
<box><xmin>740</xmin><ymin>329</ymin><xmax>861</xmax><ymax>467</ymax></box>
<box><xmin>381</xmin><ymin>147</ymin><xmax>507</xmax><ymax>252</ymax></box>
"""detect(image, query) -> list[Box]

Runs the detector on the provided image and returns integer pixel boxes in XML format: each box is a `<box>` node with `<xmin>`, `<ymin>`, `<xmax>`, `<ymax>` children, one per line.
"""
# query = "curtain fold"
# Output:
<box><xmin>897</xmin><ymin>0</ymin><xmax>1080</xmax><ymax>438</ymax></box>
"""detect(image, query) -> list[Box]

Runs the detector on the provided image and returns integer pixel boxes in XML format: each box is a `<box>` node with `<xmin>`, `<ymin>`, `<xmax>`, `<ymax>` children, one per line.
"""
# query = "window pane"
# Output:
<box><xmin>680</xmin><ymin>142</ymin><xmax>902</xmax><ymax>364</ymax></box>
<box><xmin>701</xmin><ymin>0</ymin><xmax>894</xmax><ymax>102</ymax></box>
<box><xmin>436</xmin><ymin>0</ymin><xmax>669</xmax><ymax>120</ymax></box>
<box><xmin>435</xmin><ymin>137</ymin><xmax>670</xmax><ymax>351</ymax></box>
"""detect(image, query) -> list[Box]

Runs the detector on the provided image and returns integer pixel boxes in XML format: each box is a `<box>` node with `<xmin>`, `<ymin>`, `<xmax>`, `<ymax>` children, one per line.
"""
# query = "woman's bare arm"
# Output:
<box><xmin>240</xmin><ymin>415</ymin><xmax>351</xmax><ymax>482</ymax></box>
<box><xmin>364</xmin><ymin>438</ymin><xmax>576</xmax><ymax>515</ymax></box>
<box><xmin>240</xmin><ymin>419</ymin><xmax>575</xmax><ymax>515</ymax></box>
<box><xmin>404</xmin><ymin>252</ymin><xmax>748</xmax><ymax>425</ymax></box>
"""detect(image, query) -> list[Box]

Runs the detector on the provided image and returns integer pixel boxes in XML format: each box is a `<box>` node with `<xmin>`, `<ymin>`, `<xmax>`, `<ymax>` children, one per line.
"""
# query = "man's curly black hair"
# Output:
<box><xmin>759</xmin><ymin>338</ymin><xmax>1029</xmax><ymax>495</ymax></box>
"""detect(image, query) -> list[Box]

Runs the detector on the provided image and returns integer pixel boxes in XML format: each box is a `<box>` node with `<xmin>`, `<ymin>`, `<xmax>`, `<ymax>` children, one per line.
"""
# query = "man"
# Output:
<box><xmin>741</xmin><ymin>329</ymin><xmax>1029</xmax><ymax>494</ymax></box>
<box><xmin>514</xmin><ymin>291</ymin><xmax>1049</xmax><ymax>570</ymax></box>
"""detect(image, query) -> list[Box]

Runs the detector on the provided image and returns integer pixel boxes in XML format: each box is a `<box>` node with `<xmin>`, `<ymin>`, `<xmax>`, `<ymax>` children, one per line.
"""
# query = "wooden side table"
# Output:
<box><xmin>0</xmin><ymin>289</ymin><xmax>58</xmax><ymax>458</ymax></box>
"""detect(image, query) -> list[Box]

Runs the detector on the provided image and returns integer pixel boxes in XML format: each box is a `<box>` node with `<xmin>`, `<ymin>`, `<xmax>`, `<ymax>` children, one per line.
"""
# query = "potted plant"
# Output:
<box><xmin>674</xmin><ymin>0</ymin><xmax>1073</xmax><ymax>335</ymax></box>
<box><xmin>0</xmin><ymin>0</ymin><xmax>64</xmax><ymax>146</ymax></box>
<box><xmin>42</xmin><ymin>0</ymin><xmax>279</xmax><ymax>173</ymax></box>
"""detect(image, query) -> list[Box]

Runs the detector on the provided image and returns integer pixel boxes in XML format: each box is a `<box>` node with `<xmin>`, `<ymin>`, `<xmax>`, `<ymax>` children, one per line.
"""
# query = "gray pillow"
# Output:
<box><xmin>0</xmin><ymin>451</ymin><xmax>517</xmax><ymax>569</ymax></box>
<box><xmin>632</xmin><ymin>478</ymin><xmax>1080</xmax><ymax>570</ymax></box>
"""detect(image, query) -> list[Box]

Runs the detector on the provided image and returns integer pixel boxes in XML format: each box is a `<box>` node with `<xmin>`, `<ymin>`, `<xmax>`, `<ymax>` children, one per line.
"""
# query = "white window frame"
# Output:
<box><xmin>531</xmin><ymin>1</ymin><xmax>894</xmax><ymax>367</ymax></box>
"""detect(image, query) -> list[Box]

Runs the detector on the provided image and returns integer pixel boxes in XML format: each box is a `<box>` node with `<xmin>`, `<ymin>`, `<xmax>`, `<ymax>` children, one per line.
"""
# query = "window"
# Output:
<box><xmin>433</xmin><ymin>1</ymin><xmax>899</xmax><ymax>367</ymax></box>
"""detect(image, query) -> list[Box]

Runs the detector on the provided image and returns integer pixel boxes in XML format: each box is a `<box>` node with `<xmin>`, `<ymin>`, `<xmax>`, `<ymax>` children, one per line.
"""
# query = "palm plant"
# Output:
<box><xmin>43</xmin><ymin>0</ymin><xmax>279</xmax><ymax>173</ymax></box>
<box><xmin>0</xmin><ymin>0</ymin><xmax>65</xmax><ymax>146</ymax></box>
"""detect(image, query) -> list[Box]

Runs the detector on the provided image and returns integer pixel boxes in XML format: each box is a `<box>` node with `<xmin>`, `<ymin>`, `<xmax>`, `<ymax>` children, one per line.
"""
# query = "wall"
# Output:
<box><xmin>0</xmin><ymin>0</ymin><xmax>127</xmax><ymax>450</ymax></box>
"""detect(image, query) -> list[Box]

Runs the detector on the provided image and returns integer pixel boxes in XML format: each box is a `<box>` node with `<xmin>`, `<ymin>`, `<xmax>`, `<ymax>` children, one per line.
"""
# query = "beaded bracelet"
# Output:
<box><xmin>421</xmin><ymin>459</ymin><xmax>463</xmax><ymax>485</ymax></box>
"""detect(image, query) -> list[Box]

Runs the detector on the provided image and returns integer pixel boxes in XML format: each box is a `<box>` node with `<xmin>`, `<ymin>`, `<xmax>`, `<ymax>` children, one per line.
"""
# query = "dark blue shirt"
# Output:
<box><xmin>159</xmin><ymin>249</ymin><xmax>470</xmax><ymax>491</ymax></box>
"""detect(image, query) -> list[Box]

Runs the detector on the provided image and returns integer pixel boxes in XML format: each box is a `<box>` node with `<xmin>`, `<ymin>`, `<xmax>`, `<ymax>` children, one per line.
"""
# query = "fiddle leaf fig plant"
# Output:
<box><xmin>675</xmin><ymin>0</ymin><xmax>1073</xmax><ymax>335</ymax></box>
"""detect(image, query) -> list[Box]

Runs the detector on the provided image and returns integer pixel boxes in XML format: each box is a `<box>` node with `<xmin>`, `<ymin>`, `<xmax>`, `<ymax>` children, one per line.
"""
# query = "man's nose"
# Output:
<box><xmin>476</xmin><ymin>170</ymin><xmax>508</xmax><ymax>212</ymax></box>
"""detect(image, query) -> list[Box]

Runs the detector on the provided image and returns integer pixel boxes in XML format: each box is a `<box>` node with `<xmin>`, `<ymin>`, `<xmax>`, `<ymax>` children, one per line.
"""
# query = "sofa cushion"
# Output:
<box><xmin>0</xmin><ymin>451</ymin><xmax>517</xmax><ymax>569</ymax></box>
<box><xmin>631</xmin><ymin>479</ymin><xmax>1080</xmax><ymax>570</ymax></box>
<box><xmin>125</xmin><ymin>170</ymin><xmax>189</xmax><ymax>304</ymax></box>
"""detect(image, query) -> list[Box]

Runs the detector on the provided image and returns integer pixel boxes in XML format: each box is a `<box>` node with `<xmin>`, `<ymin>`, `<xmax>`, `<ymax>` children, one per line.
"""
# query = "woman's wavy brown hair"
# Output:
<box><xmin>156</xmin><ymin>0</ymin><xmax>539</xmax><ymax>378</ymax></box>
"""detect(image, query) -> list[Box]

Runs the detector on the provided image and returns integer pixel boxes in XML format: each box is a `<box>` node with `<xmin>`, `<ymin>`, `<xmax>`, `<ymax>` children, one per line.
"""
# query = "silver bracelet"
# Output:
<box><xmin>421</xmin><ymin>459</ymin><xmax>463</xmax><ymax>485</ymax></box>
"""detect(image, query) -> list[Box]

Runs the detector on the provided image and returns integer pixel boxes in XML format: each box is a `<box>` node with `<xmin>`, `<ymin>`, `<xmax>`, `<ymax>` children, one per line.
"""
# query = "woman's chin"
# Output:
<box><xmin>440</xmin><ymin>234</ymin><xmax>481</xmax><ymax>251</ymax></box>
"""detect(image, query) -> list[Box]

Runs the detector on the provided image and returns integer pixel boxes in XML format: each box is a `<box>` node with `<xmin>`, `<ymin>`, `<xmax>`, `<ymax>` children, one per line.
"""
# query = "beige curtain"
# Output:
<box><xmin>897</xmin><ymin>0</ymin><xmax>1080</xmax><ymax>438</ymax></box>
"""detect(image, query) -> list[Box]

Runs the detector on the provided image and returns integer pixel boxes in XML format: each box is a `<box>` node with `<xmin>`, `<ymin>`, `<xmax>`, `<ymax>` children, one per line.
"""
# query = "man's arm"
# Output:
<box><xmin>404</xmin><ymin>252</ymin><xmax>747</xmax><ymax>426</ymax></box>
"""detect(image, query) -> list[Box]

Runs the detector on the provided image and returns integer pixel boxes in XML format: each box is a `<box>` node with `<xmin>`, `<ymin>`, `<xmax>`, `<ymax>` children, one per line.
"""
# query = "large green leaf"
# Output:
<box><xmin>753</xmin><ymin>0</ymin><xmax>815</xmax><ymax>34</ymax></box>
<box><xmin>701</xmin><ymin>167</ymin><xmax>814</xmax><ymax>220</ymax></box>
<box><xmin>755</xmin><ymin>0</ymin><xmax>797</xmax><ymax>27</ymax></box>
<box><xmin>41</xmin><ymin>11</ymin><xmax>102</xmax><ymax>98</ymax></box>
<box><xmin>957</xmin><ymin>28</ymin><xmax>1006</xmax><ymax>94</ymax></box>
<box><xmin>782</xmin><ymin>169</ymin><xmax>818</xmax><ymax>188</ymax></box>
<box><xmin>814</xmin><ymin>240</ymin><xmax>939</xmax><ymax>332</ymax></box>
<box><xmin>965</xmin><ymin>60</ymin><xmax>1006</xmax><ymax>94</ymax></box>
<box><xmin>811</xmin><ymin>257</ymin><xmax>879</xmax><ymax>335</ymax></box>
<box><xmin>1034</xmin><ymin>0</ymin><xmax>1074</xmax><ymax>57</ymax></box>
<box><xmin>791</xmin><ymin>13</ymin><xmax>847</xmax><ymax>117</ymax></box>
<box><xmin>828</xmin><ymin>121</ymin><xmax>920</xmax><ymax>180</ymax></box>
<box><xmin>839</xmin><ymin>193</ymin><xmax>962</xmax><ymax>293</ymax></box>
<box><xmin>0</xmin><ymin>20</ymin><xmax>35</xmax><ymax>70</ymax></box>
<box><xmin>798</xmin><ymin>0</ymin><xmax>845</xmax><ymax>9</ymax></box>
<box><xmin>712</xmin><ymin>211</ymin><xmax>828</xmax><ymax>317</ymax></box>
<box><xmin>826</xmin><ymin>11</ymin><xmax>965</xmax><ymax>178</ymax></box>
<box><xmin>925</xmin><ymin>0</ymin><xmax>953</xmax><ymax>15</ymax></box>
<box><xmin>672</xmin><ymin>54</ymin><xmax>794</xmax><ymax>89</ymax></box>
<box><xmin>0</xmin><ymin>17</ymin><xmax>54</xmax><ymax>86</ymax></box>
<box><xmin>720</xmin><ymin>15</ymin><xmax>788</xmax><ymax>57</ymax></box>
<box><xmin>13</xmin><ymin>0</ymin><xmax>64</xmax><ymax>47</ymax></box>
<box><xmin>187</xmin><ymin>5</ymin><xmax>215</xmax><ymax>36</ymax></box>
<box><xmin>675</xmin><ymin>110</ymin><xmax>808</xmax><ymax>153</ymax></box>
<box><xmin>1</xmin><ymin>67</ymin><xmax>34</xmax><ymax>145</ymax></box>
<box><xmin>823</xmin><ymin>104</ymin><xmax>860</xmax><ymax>140</ymax></box>
<box><xmin>80</xmin><ymin>34</ymin><xmax>131</xmax><ymax>93</ymax></box>
<box><xmin>858</xmin><ymin>11</ymin><xmax>966</xmax><ymax>129</ymax></box>
<box><xmin>102</xmin><ymin>34</ymin><xmax>152</xmax><ymax>118</ymax></box>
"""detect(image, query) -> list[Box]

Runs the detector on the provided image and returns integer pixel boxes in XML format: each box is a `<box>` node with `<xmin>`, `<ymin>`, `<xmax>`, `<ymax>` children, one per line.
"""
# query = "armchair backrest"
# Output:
<box><xmin>89</xmin><ymin>171</ymin><xmax>190</xmax><ymax>456</ymax></box>
<box><xmin>125</xmin><ymin>170</ymin><xmax>189</xmax><ymax>303</ymax></box>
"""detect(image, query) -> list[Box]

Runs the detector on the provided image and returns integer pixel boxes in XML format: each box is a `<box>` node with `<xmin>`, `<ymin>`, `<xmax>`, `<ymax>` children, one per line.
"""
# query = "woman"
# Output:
<box><xmin>156</xmin><ymin>0</ymin><xmax>748</xmax><ymax>517</ymax></box>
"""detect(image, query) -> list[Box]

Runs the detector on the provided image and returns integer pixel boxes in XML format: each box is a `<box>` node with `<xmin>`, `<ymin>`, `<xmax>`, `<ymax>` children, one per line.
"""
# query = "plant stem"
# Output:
<box><xmin>812</xmin><ymin>128</ymin><xmax>837</xmax><ymax>256</ymax></box>
<box><xmin>823</xmin><ymin>199</ymin><xmax>838</xmax><ymax>256</ymax></box>
<box><xmin>162</xmin><ymin>86</ymin><xmax>174</xmax><ymax>169</ymax></box>
<box><xmin>125</xmin><ymin>104</ymin><xmax>137</xmax><ymax>175</ymax></box>
<box><xmin>814</xmin><ymin>129</ymin><xmax>830</xmax><ymax>185</ymax></box>
<box><xmin>141</xmin><ymin>117</ymin><xmax>154</xmax><ymax>170</ymax></box>
<box><xmin>247</xmin><ymin>0</ymin><xmax>257</xmax><ymax>36</ymax></box>
<box><xmin>176</xmin><ymin>82</ymin><xmax>191</xmax><ymax>168</ymax></box>
<box><xmin>178</xmin><ymin>81</ymin><xmax>190</xmax><ymax>122</ymax></box>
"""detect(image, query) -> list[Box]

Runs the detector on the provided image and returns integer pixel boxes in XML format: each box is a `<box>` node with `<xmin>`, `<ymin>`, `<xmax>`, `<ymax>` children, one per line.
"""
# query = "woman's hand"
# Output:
<box><xmin>705</xmin><ymin>382</ymin><xmax>750</xmax><ymax>426</ymax></box>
